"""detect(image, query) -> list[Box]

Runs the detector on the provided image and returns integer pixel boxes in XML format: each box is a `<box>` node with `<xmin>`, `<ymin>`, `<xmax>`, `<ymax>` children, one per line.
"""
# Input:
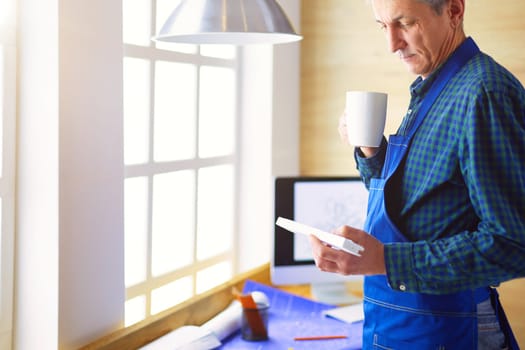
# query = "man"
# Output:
<box><xmin>309</xmin><ymin>0</ymin><xmax>525</xmax><ymax>348</ymax></box>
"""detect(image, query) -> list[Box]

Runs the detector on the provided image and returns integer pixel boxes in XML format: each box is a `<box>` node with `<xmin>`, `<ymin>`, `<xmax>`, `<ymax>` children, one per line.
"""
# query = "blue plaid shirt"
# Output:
<box><xmin>356</xmin><ymin>39</ymin><xmax>525</xmax><ymax>294</ymax></box>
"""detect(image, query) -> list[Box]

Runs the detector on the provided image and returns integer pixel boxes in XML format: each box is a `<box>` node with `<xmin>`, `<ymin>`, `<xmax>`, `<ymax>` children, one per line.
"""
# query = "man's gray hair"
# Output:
<box><xmin>366</xmin><ymin>0</ymin><xmax>451</xmax><ymax>16</ymax></box>
<box><xmin>417</xmin><ymin>0</ymin><xmax>448</xmax><ymax>15</ymax></box>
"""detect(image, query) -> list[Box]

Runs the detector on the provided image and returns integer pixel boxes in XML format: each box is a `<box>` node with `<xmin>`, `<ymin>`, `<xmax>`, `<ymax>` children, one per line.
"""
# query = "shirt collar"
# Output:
<box><xmin>409</xmin><ymin>37</ymin><xmax>475</xmax><ymax>99</ymax></box>
<box><xmin>409</xmin><ymin>69</ymin><xmax>440</xmax><ymax>99</ymax></box>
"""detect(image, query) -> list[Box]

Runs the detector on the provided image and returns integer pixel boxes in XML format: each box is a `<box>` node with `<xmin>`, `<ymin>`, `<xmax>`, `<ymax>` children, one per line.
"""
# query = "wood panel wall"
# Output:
<box><xmin>299</xmin><ymin>0</ymin><xmax>525</xmax><ymax>176</ymax></box>
<box><xmin>299</xmin><ymin>1</ymin><xmax>525</xmax><ymax>345</ymax></box>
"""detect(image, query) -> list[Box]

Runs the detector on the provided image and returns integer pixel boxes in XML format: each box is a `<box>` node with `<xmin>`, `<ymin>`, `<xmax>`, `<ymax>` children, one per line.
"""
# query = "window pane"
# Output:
<box><xmin>197</xmin><ymin>165</ymin><xmax>234</xmax><ymax>260</ymax></box>
<box><xmin>125</xmin><ymin>295</ymin><xmax>146</xmax><ymax>327</ymax></box>
<box><xmin>155</xmin><ymin>0</ymin><xmax>197</xmax><ymax>53</ymax></box>
<box><xmin>196</xmin><ymin>262</ymin><xmax>232</xmax><ymax>294</ymax></box>
<box><xmin>154</xmin><ymin>61</ymin><xmax>197</xmax><ymax>162</ymax></box>
<box><xmin>124</xmin><ymin>177</ymin><xmax>149</xmax><ymax>287</ymax></box>
<box><xmin>198</xmin><ymin>66</ymin><xmax>236</xmax><ymax>158</ymax></box>
<box><xmin>123</xmin><ymin>57</ymin><xmax>150</xmax><ymax>165</ymax></box>
<box><xmin>151</xmin><ymin>276</ymin><xmax>192</xmax><ymax>315</ymax></box>
<box><xmin>151</xmin><ymin>170</ymin><xmax>195</xmax><ymax>276</ymax></box>
<box><xmin>123</xmin><ymin>0</ymin><xmax>152</xmax><ymax>46</ymax></box>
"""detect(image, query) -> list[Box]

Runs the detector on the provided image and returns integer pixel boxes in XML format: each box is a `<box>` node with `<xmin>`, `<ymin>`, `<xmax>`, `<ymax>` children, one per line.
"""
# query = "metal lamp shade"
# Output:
<box><xmin>153</xmin><ymin>0</ymin><xmax>302</xmax><ymax>45</ymax></box>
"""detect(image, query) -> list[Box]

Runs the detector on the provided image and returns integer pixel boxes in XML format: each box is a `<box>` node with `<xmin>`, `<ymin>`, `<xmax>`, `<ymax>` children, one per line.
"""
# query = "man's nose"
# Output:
<box><xmin>386</xmin><ymin>27</ymin><xmax>404</xmax><ymax>53</ymax></box>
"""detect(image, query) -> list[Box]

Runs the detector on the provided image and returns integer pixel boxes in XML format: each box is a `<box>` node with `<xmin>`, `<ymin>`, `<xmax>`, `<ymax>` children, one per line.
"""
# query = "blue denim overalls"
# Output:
<box><xmin>362</xmin><ymin>38</ymin><xmax>519</xmax><ymax>349</ymax></box>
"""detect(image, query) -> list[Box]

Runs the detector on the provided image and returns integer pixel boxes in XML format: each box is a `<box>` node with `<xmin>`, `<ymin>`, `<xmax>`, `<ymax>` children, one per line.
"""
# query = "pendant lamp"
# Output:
<box><xmin>153</xmin><ymin>0</ymin><xmax>302</xmax><ymax>45</ymax></box>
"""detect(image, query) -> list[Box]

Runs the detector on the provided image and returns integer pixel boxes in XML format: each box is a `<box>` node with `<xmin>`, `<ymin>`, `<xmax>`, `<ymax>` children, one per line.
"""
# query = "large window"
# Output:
<box><xmin>123</xmin><ymin>0</ymin><xmax>239</xmax><ymax>326</ymax></box>
<box><xmin>0</xmin><ymin>0</ymin><xmax>16</xmax><ymax>347</ymax></box>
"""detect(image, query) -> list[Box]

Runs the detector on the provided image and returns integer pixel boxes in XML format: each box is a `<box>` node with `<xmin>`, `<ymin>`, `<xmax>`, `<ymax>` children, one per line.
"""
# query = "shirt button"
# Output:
<box><xmin>399</xmin><ymin>284</ymin><xmax>406</xmax><ymax>291</ymax></box>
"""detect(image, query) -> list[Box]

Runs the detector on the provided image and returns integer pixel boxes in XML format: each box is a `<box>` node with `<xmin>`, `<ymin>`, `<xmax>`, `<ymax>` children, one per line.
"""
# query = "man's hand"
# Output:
<box><xmin>338</xmin><ymin>113</ymin><xmax>380</xmax><ymax>158</ymax></box>
<box><xmin>309</xmin><ymin>225</ymin><xmax>386</xmax><ymax>276</ymax></box>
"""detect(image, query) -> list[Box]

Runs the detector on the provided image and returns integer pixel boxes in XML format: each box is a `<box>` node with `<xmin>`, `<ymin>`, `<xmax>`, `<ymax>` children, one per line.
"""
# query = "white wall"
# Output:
<box><xmin>16</xmin><ymin>0</ymin><xmax>59</xmax><ymax>347</ymax></box>
<box><xmin>16</xmin><ymin>0</ymin><xmax>124</xmax><ymax>348</ymax></box>
<box><xmin>237</xmin><ymin>0</ymin><xmax>300</xmax><ymax>273</ymax></box>
<box><xmin>272</xmin><ymin>0</ymin><xmax>301</xmax><ymax>177</ymax></box>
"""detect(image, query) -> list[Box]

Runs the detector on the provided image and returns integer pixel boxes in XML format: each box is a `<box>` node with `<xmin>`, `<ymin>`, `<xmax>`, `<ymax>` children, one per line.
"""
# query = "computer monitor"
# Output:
<box><xmin>271</xmin><ymin>176</ymin><xmax>369</xmax><ymax>304</ymax></box>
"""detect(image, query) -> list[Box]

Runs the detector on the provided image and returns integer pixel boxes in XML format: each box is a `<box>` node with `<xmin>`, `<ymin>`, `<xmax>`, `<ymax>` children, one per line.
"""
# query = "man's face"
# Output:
<box><xmin>371</xmin><ymin>0</ymin><xmax>458</xmax><ymax>78</ymax></box>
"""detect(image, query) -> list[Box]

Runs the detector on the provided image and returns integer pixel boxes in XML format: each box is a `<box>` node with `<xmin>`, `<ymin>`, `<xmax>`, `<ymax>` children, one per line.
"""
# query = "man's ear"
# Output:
<box><xmin>447</xmin><ymin>0</ymin><xmax>465</xmax><ymax>28</ymax></box>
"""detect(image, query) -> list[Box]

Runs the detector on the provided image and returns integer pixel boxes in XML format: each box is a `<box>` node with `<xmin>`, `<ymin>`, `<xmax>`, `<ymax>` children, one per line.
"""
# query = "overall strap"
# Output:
<box><xmin>405</xmin><ymin>37</ymin><xmax>480</xmax><ymax>140</ymax></box>
<box><xmin>381</xmin><ymin>37</ymin><xmax>480</xmax><ymax>180</ymax></box>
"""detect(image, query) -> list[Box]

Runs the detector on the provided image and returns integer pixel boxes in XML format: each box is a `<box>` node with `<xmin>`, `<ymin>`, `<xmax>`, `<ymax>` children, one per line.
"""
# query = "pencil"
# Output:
<box><xmin>294</xmin><ymin>335</ymin><xmax>348</xmax><ymax>341</ymax></box>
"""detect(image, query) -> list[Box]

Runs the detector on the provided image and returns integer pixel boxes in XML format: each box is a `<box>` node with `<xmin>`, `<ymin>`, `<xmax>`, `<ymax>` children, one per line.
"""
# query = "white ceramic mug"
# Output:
<box><xmin>345</xmin><ymin>91</ymin><xmax>388</xmax><ymax>147</ymax></box>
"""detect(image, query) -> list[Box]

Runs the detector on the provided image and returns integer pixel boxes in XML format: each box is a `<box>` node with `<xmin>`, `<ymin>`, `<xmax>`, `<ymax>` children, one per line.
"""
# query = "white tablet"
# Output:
<box><xmin>275</xmin><ymin>217</ymin><xmax>364</xmax><ymax>257</ymax></box>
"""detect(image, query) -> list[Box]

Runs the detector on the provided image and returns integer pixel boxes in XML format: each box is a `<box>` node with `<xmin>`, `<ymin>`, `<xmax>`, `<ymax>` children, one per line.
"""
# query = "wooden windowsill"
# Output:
<box><xmin>80</xmin><ymin>263</ymin><xmax>273</xmax><ymax>350</ymax></box>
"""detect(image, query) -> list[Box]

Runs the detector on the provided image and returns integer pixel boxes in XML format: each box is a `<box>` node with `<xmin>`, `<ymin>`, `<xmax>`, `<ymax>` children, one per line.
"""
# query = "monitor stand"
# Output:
<box><xmin>311</xmin><ymin>282</ymin><xmax>362</xmax><ymax>305</ymax></box>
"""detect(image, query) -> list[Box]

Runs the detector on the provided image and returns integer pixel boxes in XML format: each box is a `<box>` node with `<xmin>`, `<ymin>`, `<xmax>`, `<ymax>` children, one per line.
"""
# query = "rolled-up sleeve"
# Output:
<box><xmin>354</xmin><ymin>137</ymin><xmax>388</xmax><ymax>188</ymax></box>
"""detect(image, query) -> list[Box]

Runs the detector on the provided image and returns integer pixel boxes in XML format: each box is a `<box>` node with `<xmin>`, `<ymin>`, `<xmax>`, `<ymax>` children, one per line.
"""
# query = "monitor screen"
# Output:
<box><xmin>271</xmin><ymin>176</ymin><xmax>368</xmax><ymax>286</ymax></box>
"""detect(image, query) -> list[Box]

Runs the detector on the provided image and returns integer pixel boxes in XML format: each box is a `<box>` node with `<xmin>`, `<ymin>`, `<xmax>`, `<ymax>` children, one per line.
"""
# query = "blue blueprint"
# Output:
<box><xmin>218</xmin><ymin>280</ymin><xmax>363</xmax><ymax>350</ymax></box>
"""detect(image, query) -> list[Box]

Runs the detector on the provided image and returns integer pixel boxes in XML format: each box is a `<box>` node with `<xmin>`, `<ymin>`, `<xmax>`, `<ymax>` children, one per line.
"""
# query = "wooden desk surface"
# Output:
<box><xmin>499</xmin><ymin>278</ymin><xmax>525</xmax><ymax>346</ymax></box>
<box><xmin>81</xmin><ymin>264</ymin><xmax>523</xmax><ymax>349</ymax></box>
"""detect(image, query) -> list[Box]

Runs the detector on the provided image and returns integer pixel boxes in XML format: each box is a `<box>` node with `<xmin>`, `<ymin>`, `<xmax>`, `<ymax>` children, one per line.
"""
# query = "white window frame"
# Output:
<box><xmin>123</xmin><ymin>1</ymin><xmax>245</xmax><ymax>324</ymax></box>
<box><xmin>13</xmin><ymin>0</ymin><xmax>297</xmax><ymax>345</ymax></box>
<box><xmin>121</xmin><ymin>0</ymin><xmax>301</xmax><ymax>326</ymax></box>
<box><xmin>13</xmin><ymin>0</ymin><xmax>298</xmax><ymax>345</ymax></box>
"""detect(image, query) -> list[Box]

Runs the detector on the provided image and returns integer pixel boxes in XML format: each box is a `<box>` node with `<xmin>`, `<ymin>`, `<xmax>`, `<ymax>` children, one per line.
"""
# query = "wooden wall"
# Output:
<box><xmin>299</xmin><ymin>0</ymin><xmax>525</xmax><ymax>176</ymax></box>
<box><xmin>299</xmin><ymin>0</ymin><xmax>525</xmax><ymax>345</ymax></box>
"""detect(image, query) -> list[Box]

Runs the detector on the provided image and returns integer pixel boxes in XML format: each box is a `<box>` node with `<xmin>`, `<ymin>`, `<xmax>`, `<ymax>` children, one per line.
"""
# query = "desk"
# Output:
<box><xmin>82</xmin><ymin>264</ymin><xmax>525</xmax><ymax>349</ymax></box>
<box><xmin>82</xmin><ymin>263</ymin><xmax>363</xmax><ymax>349</ymax></box>
<box><xmin>218</xmin><ymin>280</ymin><xmax>362</xmax><ymax>349</ymax></box>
